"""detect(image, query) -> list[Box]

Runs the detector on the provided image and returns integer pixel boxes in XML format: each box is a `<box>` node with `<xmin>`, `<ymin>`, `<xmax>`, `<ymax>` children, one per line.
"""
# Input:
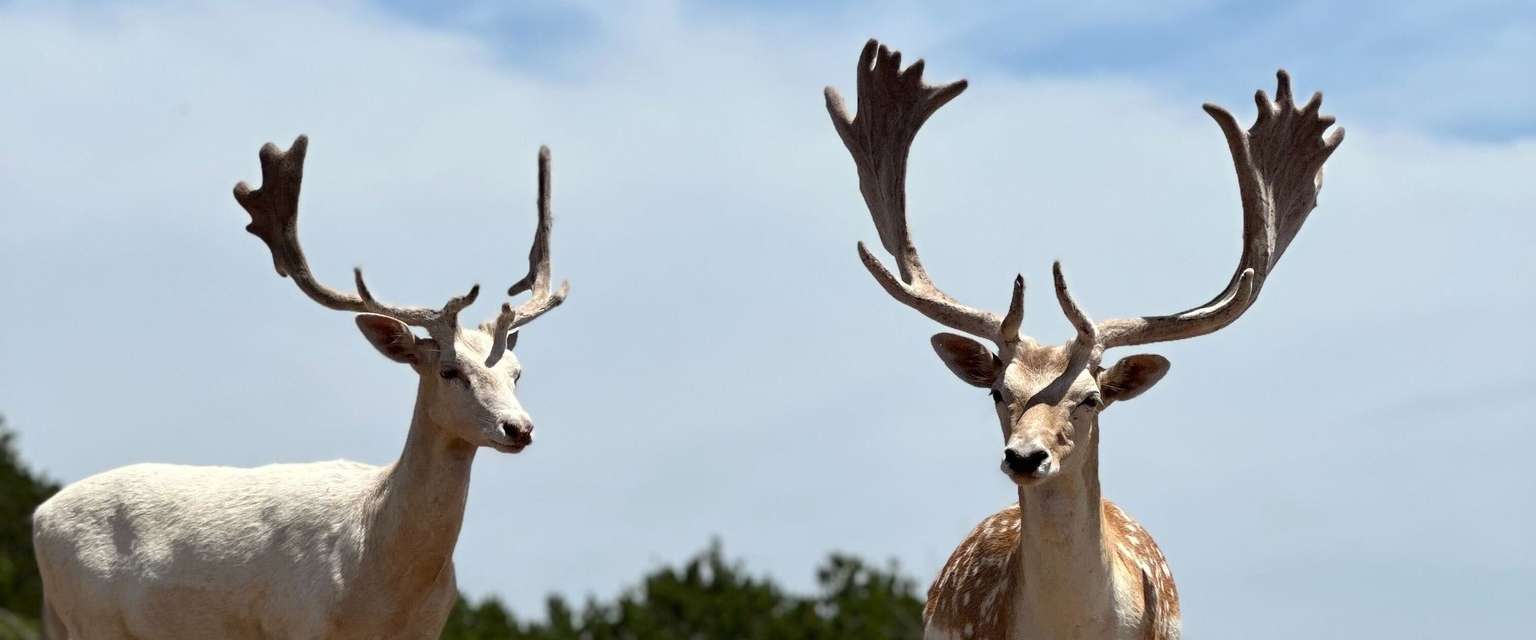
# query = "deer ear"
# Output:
<box><xmin>1098</xmin><ymin>354</ymin><xmax>1170</xmax><ymax>403</ymax></box>
<box><xmin>505</xmin><ymin>330</ymin><xmax>519</xmax><ymax>353</ymax></box>
<box><xmin>355</xmin><ymin>314</ymin><xmax>421</xmax><ymax>364</ymax></box>
<box><xmin>930</xmin><ymin>333</ymin><xmax>1001</xmax><ymax>388</ymax></box>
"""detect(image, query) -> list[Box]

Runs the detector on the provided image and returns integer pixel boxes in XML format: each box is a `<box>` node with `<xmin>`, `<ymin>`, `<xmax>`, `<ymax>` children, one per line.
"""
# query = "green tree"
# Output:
<box><xmin>442</xmin><ymin>542</ymin><xmax>925</xmax><ymax>640</ymax></box>
<box><xmin>813</xmin><ymin>554</ymin><xmax>924</xmax><ymax>639</ymax></box>
<box><xmin>0</xmin><ymin>416</ymin><xmax>59</xmax><ymax>633</ymax></box>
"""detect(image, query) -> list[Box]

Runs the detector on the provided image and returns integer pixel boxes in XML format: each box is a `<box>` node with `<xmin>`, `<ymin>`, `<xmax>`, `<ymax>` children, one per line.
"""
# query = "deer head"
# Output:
<box><xmin>233</xmin><ymin>137</ymin><xmax>570</xmax><ymax>453</ymax></box>
<box><xmin>826</xmin><ymin>40</ymin><xmax>1343</xmax><ymax>486</ymax></box>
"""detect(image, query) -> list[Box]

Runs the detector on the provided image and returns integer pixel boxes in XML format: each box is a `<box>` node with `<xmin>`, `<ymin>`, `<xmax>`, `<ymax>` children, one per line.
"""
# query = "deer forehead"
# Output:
<box><xmin>443</xmin><ymin>331</ymin><xmax>520</xmax><ymax>375</ymax></box>
<box><xmin>452</xmin><ymin>331</ymin><xmax>495</xmax><ymax>356</ymax></box>
<box><xmin>1000</xmin><ymin>344</ymin><xmax>1097</xmax><ymax>400</ymax></box>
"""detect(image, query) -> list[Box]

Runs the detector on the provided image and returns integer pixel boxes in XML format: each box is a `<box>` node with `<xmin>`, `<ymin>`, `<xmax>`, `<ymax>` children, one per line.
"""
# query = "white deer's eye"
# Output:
<box><xmin>1080</xmin><ymin>393</ymin><xmax>1103</xmax><ymax>410</ymax></box>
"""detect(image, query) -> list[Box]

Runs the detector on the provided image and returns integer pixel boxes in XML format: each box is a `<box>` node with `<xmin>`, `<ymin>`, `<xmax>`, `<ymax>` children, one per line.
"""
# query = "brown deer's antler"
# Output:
<box><xmin>483</xmin><ymin>146</ymin><xmax>570</xmax><ymax>366</ymax></box>
<box><xmin>1074</xmin><ymin>71</ymin><xmax>1345</xmax><ymax>349</ymax></box>
<box><xmin>829</xmin><ymin>42</ymin><xmax>1343</xmax><ymax>355</ymax></box>
<box><xmin>826</xmin><ymin>39</ymin><xmax>1023</xmax><ymax>345</ymax></box>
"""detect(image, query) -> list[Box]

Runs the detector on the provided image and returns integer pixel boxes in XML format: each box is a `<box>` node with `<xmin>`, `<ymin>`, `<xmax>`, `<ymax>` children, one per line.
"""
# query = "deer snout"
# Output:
<box><xmin>499</xmin><ymin>420</ymin><xmax>534</xmax><ymax>447</ymax></box>
<box><xmin>1003</xmin><ymin>446</ymin><xmax>1051</xmax><ymax>477</ymax></box>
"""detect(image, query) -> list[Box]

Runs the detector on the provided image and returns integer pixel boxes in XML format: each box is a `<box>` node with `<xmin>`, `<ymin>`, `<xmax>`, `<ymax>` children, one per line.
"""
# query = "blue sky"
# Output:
<box><xmin>372</xmin><ymin>0</ymin><xmax>1536</xmax><ymax>138</ymax></box>
<box><xmin>2</xmin><ymin>1</ymin><xmax>1533</xmax><ymax>637</ymax></box>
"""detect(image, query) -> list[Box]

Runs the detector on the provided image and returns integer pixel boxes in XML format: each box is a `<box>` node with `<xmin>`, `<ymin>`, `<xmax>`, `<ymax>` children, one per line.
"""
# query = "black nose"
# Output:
<box><xmin>1004</xmin><ymin>448</ymin><xmax>1050</xmax><ymax>476</ymax></box>
<box><xmin>500</xmin><ymin>421</ymin><xmax>533</xmax><ymax>445</ymax></box>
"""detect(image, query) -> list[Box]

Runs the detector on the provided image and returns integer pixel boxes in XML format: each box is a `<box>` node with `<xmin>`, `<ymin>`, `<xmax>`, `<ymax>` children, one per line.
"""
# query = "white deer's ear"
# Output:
<box><xmin>355</xmin><ymin>314</ymin><xmax>421</xmax><ymax>364</ymax></box>
<box><xmin>1098</xmin><ymin>354</ymin><xmax>1170</xmax><ymax>404</ymax></box>
<box><xmin>505</xmin><ymin>330</ymin><xmax>519</xmax><ymax>353</ymax></box>
<box><xmin>930</xmin><ymin>333</ymin><xmax>1001</xmax><ymax>388</ymax></box>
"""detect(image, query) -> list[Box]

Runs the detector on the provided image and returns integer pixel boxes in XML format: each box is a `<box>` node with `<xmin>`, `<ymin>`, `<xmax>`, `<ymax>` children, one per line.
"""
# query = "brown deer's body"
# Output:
<box><xmin>825</xmin><ymin>39</ymin><xmax>1342</xmax><ymax>639</ymax></box>
<box><xmin>925</xmin><ymin>500</ymin><xmax>1178</xmax><ymax>640</ymax></box>
<box><xmin>921</xmin><ymin>345</ymin><xmax>1178</xmax><ymax>640</ymax></box>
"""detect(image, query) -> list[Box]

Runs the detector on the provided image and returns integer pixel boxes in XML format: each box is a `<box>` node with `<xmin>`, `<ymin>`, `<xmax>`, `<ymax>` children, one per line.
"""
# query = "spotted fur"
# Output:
<box><xmin>925</xmin><ymin>501</ymin><xmax>1179</xmax><ymax>639</ymax></box>
<box><xmin>1103</xmin><ymin>501</ymin><xmax>1179</xmax><ymax>639</ymax></box>
<box><xmin>925</xmin><ymin>506</ymin><xmax>1021</xmax><ymax>639</ymax></box>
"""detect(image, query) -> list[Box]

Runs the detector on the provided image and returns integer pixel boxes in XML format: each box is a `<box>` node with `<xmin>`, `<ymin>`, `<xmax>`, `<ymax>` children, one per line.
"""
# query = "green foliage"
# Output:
<box><xmin>442</xmin><ymin>542</ymin><xmax>924</xmax><ymax>640</ymax></box>
<box><xmin>0</xmin><ymin>416</ymin><xmax>58</xmax><ymax>633</ymax></box>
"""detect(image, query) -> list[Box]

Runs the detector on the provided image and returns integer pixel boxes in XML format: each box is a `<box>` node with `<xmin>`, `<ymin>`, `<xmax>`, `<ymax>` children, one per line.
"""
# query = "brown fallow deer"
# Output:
<box><xmin>825</xmin><ymin>40</ymin><xmax>1344</xmax><ymax>640</ymax></box>
<box><xmin>32</xmin><ymin>137</ymin><xmax>569</xmax><ymax>639</ymax></box>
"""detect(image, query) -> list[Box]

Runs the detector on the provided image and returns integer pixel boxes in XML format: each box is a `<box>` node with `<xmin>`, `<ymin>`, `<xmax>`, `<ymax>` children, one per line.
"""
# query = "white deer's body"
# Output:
<box><xmin>34</xmin><ymin>464</ymin><xmax>456</xmax><ymax>637</ymax></box>
<box><xmin>32</xmin><ymin>387</ymin><xmax>475</xmax><ymax>639</ymax></box>
<box><xmin>33</xmin><ymin>139</ymin><xmax>570</xmax><ymax>639</ymax></box>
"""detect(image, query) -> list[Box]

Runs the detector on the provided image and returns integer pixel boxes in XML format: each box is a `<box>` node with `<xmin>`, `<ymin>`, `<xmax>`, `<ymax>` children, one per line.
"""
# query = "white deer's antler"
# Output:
<box><xmin>482</xmin><ymin>146</ymin><xmax>570</xmax><ymax>367</ymax></box>
<box><xmin>234</xmin><ymin>137</ymin><xmax>571</xmax><ymax>355</ymax></box>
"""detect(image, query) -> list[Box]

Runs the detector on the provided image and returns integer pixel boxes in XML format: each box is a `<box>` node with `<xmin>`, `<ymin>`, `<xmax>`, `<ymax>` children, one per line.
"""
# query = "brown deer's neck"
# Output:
<box><xmin>1012</xmin><ymin>429</ymin><xmax>1118</xmax><ymax>633</ymax></box>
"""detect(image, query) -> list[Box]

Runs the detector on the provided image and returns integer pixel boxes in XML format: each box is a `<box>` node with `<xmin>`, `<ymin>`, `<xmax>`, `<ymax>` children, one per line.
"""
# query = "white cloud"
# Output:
<box><xmin>2</xmin><ymin>1</ymin><xmax>1531</xmax><ymax>636</ymax></box>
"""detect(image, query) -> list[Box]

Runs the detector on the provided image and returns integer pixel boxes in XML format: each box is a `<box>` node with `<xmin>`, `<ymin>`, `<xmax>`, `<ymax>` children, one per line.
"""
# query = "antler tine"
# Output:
<box><xmin>1051</xmin><ymin>262</ymin><xmax>1098</xmax><ymax>351</ymax></box>
<box><xmin>828</xmin><ymin>39</ymin><xmax>1006</xmax><ymax>344</ymax></box>
<box><xmin>999</xmin><ymin>275</ymin><xmax>1025</xmax><ymax>344</ymax></box>
<box><xmin>1093</xmin><ymin>69</ymin><xmax>1344</xmax><ymax>350</ymax></box>
<box><xmin>484</xmin><ymin>146</ymin><xmax>571</xmax><ymax>367</ymax></box>
<box><xmin>234</xmin><ymin>135</ymin><xmax>482</xmax><ymax>332</ymax></box>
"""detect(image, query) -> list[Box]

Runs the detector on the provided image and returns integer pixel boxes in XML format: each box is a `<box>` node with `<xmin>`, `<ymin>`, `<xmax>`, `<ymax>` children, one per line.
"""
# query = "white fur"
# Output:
<box><xmin>33</xmin><ymin>331</ymin><xmax>526</xmax><ymax>639</ymax></box>
<box><xmin>33</xmin><ymin>461</ymin><xmax>430</xmax><ymax>639</ymax></box>
<box><xmin>32</xmin><ymin>137</ymin><xmax>574</xmax><ymax>639</ymax></box>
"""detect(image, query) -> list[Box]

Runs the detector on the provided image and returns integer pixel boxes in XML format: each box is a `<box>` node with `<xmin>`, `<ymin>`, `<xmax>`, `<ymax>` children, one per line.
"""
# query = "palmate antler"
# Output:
<box><xmin>825</xmin><ymin>40</ymin><xmax>1018</xmax><ymax>345</ymax></box>
<box><xmin>1081</xmin><ymin>71</ymin><xmax>1345</xmax><ymax>349</ymax></box>
<box><xmin>828</xmin><ymin>40</ymin><xmax>1344</xmax><ymax>354</ymax></box>
<box><xmin>233</xmin><ymin>136</ymin><xmax>568</xmax><ymax>363</ymax></box>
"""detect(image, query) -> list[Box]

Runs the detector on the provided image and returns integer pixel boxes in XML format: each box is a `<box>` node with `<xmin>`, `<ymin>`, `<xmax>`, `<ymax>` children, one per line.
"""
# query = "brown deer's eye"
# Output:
<box><xmin>989</xmin><ymin>389</ymin><xmax>1003</xmax><ymax>404</ymax></box>
<box><xmin>439</xmin><ymin>367</ymin><xmax>462</xmax><ymax>381</ymax></box>
<box><xmin>1081</xmin><ymin>393</ymin><xmax>1103</xmax><ymax>410</ymax></box>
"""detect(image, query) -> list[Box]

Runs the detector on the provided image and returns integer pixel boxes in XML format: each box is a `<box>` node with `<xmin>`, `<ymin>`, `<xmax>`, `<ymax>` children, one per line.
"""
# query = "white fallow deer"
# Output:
<box><xmin>31</xmin><ymin>136</ymin><xmax>571</xmax><ymax>639</ymax></box>
<box><xmin>826</xmin><ymin>40</ymin><xmax>1344</xmax><ymax>640</ymax></box>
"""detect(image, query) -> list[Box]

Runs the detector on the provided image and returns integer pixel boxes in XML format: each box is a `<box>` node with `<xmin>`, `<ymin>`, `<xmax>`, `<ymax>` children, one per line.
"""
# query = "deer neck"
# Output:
<box><xmin>1011</xmin><ymin>429</ymin><xmax>1116</xmax><ymax>632</ymax></box>
<box><xmin>354</xmin><ymin>384</ymin><xmax>476</xmax><ymax>606</ymax></box>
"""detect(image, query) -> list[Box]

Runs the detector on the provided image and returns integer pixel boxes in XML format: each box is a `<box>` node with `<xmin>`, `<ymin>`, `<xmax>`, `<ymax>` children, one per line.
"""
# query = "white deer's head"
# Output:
<box><xmin>234</xmin><ymin>138</ymin><xmax>570</xmax><ymax>453</ymax></box>
<box><xmin>826</xmin><ymin>40</ymin><xmax>1342</xmax><ymax>487</ymax></box>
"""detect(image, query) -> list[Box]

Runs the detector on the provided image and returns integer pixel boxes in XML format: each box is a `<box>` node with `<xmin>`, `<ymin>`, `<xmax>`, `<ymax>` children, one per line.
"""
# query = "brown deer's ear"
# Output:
<box><xmin>355</xmin><ymin>314</ymin><xmax>421</xmax><ymax>365</ymax></box>
<box><xmin>930</xmin><ymin>333</ymin><xmax>1001</xmax><ymax>388</ymax></box>
<box><xmin>1098</xmin><ymin>354</ymin><xmax>1170</xmax><ymax>403</ymax></box>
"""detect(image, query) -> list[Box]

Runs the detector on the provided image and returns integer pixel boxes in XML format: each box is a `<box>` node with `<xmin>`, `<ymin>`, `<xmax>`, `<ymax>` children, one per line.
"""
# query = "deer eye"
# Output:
<box><xmin>1080</xmin><ymin>393</ymin><xmax>1103</xmax><ymax>410</ymax></box>
<box><xmin>989</xmin><ymin>389</ymin><xmax>1003</xmax><ymax>404</ymax></box>
<box><xmin>439</xmin><ymin>367</ymin><xmax>462</xmax><ymax>381</ymax></box>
